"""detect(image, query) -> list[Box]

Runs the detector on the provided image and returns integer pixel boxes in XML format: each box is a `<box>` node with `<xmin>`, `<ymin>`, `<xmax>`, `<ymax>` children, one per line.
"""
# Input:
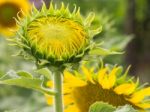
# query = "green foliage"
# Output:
<box><xmin>0</xmin><ymin>70</ymin><xmax>55</xmax><ymax>95</ymax></box>
<box><xmin>17</xmin><ymin>71</ymin><xmax>33</xmax><ymax>78</ymax></box>
<box><xmin>92</xmin><ymin>12</ymin><xmax>132</xmax><ymax>52</ymax></box>
<box><xmin>89</xmin><ymin>102</ymin><xmax>116</xmax><ymax>112</ymax></box>
<box><xmin>89</xmin><ymin>47</ymin><xmax>123</xmax><ymax>56</ymax></box>
<box><xmin>89</xmin><ymin>102</ymin><xmax>138</xmax><ymax>112</ymax></box>
<box><xmin>92</xmin><ymin>12</ymin><xmax>132</xmax><ymax>65</ymax></box>
<box><xmin>0</xmin><ymin>38</ymin><xmax>34</xmax><ymax>73</ymax></box>
<box><xmin>0</xmin><ymin>91</ymin><xmax>52</xmax><ymax>112</ymax></box>
<box><xmin>114</xmin><ymin>105</ymin><xmax>138</xmax><ymax>112</ymax></box>
<box><xmin>35</xmin><ymin>68</ymin><xmax>52</xmax><ymax>80</ymax></box>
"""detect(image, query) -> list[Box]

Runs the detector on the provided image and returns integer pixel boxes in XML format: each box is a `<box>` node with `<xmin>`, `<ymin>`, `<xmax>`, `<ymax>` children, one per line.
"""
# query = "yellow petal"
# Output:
<box><xmin>98</xmin><ymin>68</ymin><xmax>107</xmax><ymax>85</ymax></box>
<box><xmin>64</xmin><ymin>70</ymin><xmax>87</xmax><ymax>87</ymax></box>
<box><xmin>47</xmin><ymin>81</ymin><xmax>53</xmax><ymax>88</ymax></box>
<box><xmin>98</xmin><ymin>67</ymin><xmax>118</xmax><ymax>89</ymax></box>
<box><xmin>45</xmin><ymin>94</ymin><xmax>53</xmax><ymax>105</ymax></box>
<box><xmin>108</xmin><ymin>67</ymin><xmax>119</xmax><ymax>88</ymax></box>
<box><xmin>64</xmin><ymin>94</ymin><xmax>74</xmax><ymax>105</ymax></box>
<box><xmin>135</xmin><ymin>103</ymin><xmax>150</xmax><ymax>109</ymax></box>
<box><xmin>82</xmin><ymin>66</ymin><xmax>95</xmax><ymax>84</ymax></box>
<box><xmin>65</xmin><ymin>104</ymin><xmax>80</xmax><ymax>112</ymax></box>
<box><xmin>129</xmin><ymin>87</ymin><xmax>150</xmax><ymax>103</ymax></box>
<box><xmin>63</xmin><ymin>85</ymin><xmax>72</xmax><ymax>94</ymax></box>
<box><xmin>101</xmin><ymin>76</ymin><xmax>111</xmax><ymax>89</ymax></box>
<box><xmin>114</xmin><ymin>83</ymin><xmax>136</xmax><ymax>95</ymax></box>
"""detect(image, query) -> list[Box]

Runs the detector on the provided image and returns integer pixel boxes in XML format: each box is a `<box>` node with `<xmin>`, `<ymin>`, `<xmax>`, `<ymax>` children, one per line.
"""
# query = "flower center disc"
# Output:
<box><xmin>72</xmin><ymin>83</ymin><xmax>138</xmax><ymax>112</ymax></box>
<box><xmin>0</xmin><ymin>3</ymin><xmax>20</xmax><ymax>27</ymax></box>
<box><xmin>27</xmin><ymin>17</ymin><xmax>87</xmax><ymax>60</ymax></box>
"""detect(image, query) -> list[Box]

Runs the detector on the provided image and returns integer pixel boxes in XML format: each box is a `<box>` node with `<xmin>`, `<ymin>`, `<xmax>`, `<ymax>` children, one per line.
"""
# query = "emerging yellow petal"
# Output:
<box><xmin>63</xmin><ymin>85</ymin><xmax>72</xmax><ymax>94</ymax></box>
<box><xmin>129</xmin><ymin>87</ymin><xmax>150</xmax><ymax>103</ymax></box>
<box><xmin>100</xmin><ymin>76</ymin><xmax>111</xmax><ymax>89</ymax></box>
<box><xmin>98</xmin><ymin>67</ymin><xmax>118</xmax><ymax>89</ymax></box>
<box><xmin>64</xmin><ymin>70</ymin><xmax>87</xmax><ymax>87</ymax></box>
<box><xmin>108</xmin><ymin>67</ymin><xmax>119</xmax><ymax>88</ymax></box>
<box><xmin>135</xmin><ymin>103</ymin><xmax>150</xmax><ymax>109</ymax></box>
<box><xmin>114</xmin><ymin>83</ymin><xmax>136</xmax><ymax>95</ymax></box>
<box><xmin>82</xmin><ymin>66</ymin><xmax>95</xmax><ymax>84</ymax></box>
<box><xmin>45</xmin><ymin>94</ymin><xmax>53</xmax><ymax>105</ymax></box>
<box><xmin>98</xmin><ymin>68</ymin><xmax>107</xmax><ymax>85</ymax></box>
<box><xmin>64</xmin><ymin>95</ymin><xmax>74</xmax><ymax>105</ymax></box>
<box><xmin>65</xmin><ymin>105</ymin><xmax>80</xmax><ymax>112</ymax></box>
<box><xmin>47</xmin><ymin>81</ymin><xmax>53</xmax><ymax>88</ymax></box>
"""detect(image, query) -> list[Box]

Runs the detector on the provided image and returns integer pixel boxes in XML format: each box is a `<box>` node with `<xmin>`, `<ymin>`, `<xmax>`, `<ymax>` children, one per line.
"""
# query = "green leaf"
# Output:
<box><xmin>89</xmin><ymin>47</ymin><xmax>123</xmax><ymax>56</ymax></box>
<box><xmin>0</xmin><ymin>70</ymin><xmax>19</xmax><ymax>80</ymax></box>
<box><xmin>0</xmin><ymin>71</ymin><xmax>55</xmax><ymax>95</ymax></box>
<box><xmin>17</xmin><ymin>71</ymin><xmax>33</xmax><ymax>78</ymax></box>
<box><xmin>100</xmin><ymin>35</ymin><xmax>132</xmax><ymax>52</ymax></box>
<box><xmin>89</xmin><ymin>102</ymin><xmax>116</xmax><ymax>112</ymax></box>
<box><xmin>35</xmin><ymin>68</ymin><xmax>52</xmax><ymax>80</ymax></box>
<box><xmin>114</xmin><ymin>105</ymin><xmax>138</xmax><ymax>112</ymax></box>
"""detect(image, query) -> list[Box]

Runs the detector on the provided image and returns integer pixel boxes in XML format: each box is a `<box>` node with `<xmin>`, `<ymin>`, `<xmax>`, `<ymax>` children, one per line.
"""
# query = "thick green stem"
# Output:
<box><xmin>53</xmin><ymin>71</ymin><xmax>63</xmax><ymax>112</ymax></box>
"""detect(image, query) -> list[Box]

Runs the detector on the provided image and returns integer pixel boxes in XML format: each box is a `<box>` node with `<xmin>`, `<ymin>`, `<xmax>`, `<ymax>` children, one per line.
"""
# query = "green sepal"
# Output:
<box><xmin>84</xmin><ymin>12</ymin><xmax>95</xmax><ymax>27</ymax></box>
<box><xmin>12</xmin><ymin>50</ymin><xmax>34</xmax><ymax>60</ymax></box>
<box><xmin>89</xmin><ymin>26</ymin><xmax>102</xmax><ymax>38</ymax></box>
<box><xmin>117</xmin><ymin>66</ymin><xmax>131</xmax><ymax>84</ymax></box>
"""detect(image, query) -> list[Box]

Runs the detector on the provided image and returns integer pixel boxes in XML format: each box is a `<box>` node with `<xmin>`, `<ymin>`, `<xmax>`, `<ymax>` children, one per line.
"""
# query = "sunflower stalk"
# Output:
<box><xmin>53</xmin><ymin>71</ymin><xmax>64</xmax><ymax>112</ymax></box>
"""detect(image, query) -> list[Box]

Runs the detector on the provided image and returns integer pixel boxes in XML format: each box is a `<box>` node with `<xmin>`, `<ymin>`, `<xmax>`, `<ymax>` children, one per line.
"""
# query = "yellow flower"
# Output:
<box><xmin>14</xmin><ymin>2</ymin><xmax>101</xmax><ymax>66</ymax></box>
<box><xmin>46</xmin><ymin>65</ymin><xmax>150</xmax><ymax>112</ymax></box>
<box><xmin>0</xmin><ymin>0</ymin><xmax>31</xmax><ymax>37</ymax></box>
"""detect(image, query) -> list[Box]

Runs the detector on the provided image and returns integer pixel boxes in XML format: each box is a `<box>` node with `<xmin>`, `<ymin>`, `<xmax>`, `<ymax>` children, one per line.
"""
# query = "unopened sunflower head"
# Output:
<box><xmin>13</xmin><ymin>2</ymin><xmax>101</xmax><ymax>67</ymax></box>
<box><xmin>0</xmin><ymin>0</ymin><xmax>31</xmax><ymax>37</ymax></box>
<box><xmin>46</xmin><ymin>65</ymin><xmax>150</xmax><ymax>112</ymax></box>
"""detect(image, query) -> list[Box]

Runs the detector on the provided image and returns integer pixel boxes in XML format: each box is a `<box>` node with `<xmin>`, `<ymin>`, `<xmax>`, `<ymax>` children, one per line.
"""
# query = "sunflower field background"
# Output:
<box><xmin>0</xmin><ymin>0</ymin><xmax>150</xmax><ymax>112</ymax></box>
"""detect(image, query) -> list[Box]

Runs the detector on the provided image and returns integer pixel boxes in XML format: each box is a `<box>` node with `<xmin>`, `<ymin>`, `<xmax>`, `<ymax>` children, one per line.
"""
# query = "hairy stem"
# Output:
<box><xmin>53</xmin><ymin>71</ymin><xmax>63</xmax><ymax>112</ymax></box>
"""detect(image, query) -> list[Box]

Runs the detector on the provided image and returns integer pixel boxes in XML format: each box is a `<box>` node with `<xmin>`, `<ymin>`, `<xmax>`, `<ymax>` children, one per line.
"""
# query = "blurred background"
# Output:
<box><xmin>0</xmin><ymin>0</ymin><xmax>149</xmax><ymax>111</ymax></box>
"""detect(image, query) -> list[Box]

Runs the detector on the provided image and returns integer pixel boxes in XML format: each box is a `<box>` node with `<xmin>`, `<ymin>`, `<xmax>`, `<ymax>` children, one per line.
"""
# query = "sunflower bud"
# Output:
<box><xmin>14</xmin><ymin>2</ymin><xmax>101</xmax><ymax>66</ymax></box>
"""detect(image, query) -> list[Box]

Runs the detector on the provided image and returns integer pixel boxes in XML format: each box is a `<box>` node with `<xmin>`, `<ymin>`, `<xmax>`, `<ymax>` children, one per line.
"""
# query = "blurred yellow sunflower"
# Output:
<box><xmin>0</xmin><ymin>0</ymin><xmax>30</xmax><ymax>37</ymax></box>
<box><xmin>46</xmin><ymin>65</ymin><xmax>150</xmax><ymax>112</ymax></box>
